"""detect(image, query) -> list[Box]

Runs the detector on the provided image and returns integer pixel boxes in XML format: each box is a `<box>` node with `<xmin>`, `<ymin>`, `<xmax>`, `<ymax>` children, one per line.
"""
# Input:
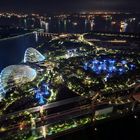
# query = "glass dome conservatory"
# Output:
<box><xmin>0</xmin><ymin>65</ymin><xmax>37</xmax><ymax>101</ymax></box>
<box><xmin>24</xmin><ymin>47</ymin><xmax>45</xmax><ymax>63</ymax></box>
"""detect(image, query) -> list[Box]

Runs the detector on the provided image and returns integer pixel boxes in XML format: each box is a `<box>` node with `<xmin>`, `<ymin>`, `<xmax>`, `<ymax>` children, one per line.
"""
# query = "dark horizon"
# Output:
<box><xmin>0</xmin><ymin>0</ymin><xmax>140</xmax><ymax>14</ymax></box>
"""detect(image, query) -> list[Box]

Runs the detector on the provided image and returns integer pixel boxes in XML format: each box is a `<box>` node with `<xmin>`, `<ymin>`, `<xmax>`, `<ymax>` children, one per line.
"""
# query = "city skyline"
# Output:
<box><xmin>0</xmin><ymin>0</ymin><xmax>140</xmax><ymax>13</ymax></box>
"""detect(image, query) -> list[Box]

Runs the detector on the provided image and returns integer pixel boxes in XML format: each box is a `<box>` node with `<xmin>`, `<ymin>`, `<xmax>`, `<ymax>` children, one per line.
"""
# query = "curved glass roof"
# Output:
<box><xmin>0</xmin><ymin>65</ymin><xmax>37</xmax><ymax>101</ymax></box>
<box><xmin>24</xmin><ymin>47</ymin><xmax>45</xmax><ymax>63</ymax></box>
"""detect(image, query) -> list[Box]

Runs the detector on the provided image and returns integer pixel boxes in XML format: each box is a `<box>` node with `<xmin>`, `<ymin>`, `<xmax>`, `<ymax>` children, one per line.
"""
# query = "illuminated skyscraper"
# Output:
<box><xmin>45</xmin><ymin>22</ymin><xmax>49</xmax><ymax>33</ymax></box>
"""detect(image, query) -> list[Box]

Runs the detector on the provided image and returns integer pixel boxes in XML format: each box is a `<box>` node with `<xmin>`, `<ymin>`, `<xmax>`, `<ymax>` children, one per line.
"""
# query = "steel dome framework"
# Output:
<box><xmin>24</xmin><ymin>47</ymin><xmax>45</xmax><ymax>63</ymax></box>
<box><xmin>0</xmin><ymin>65</ymin><xmax>37</xmax><ymax>101</ymax></box>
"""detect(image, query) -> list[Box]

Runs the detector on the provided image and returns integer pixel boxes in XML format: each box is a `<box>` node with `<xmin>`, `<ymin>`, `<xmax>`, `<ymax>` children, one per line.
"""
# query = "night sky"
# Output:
<box><xmin>0</xmin><ymin>0</ymin><xmax>140</xmax><ymax>13</ymax></box>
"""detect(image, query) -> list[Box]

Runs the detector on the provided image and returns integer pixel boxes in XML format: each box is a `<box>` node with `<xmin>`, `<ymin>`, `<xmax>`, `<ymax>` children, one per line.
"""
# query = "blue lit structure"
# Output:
<box><xmin>34</xmin><ymin>82</ymin><xmax>50</xmax><ymax>105</ymax></box>
<box><xmin>121</xmin><ymin>60</ymin><xmax>127</xmax><ymax>65</ymax></box>
<box><xmin>130</xmin><ymin>64</ymin><xmax>136</xmax><ymax>70</ymax></box>
<box><xmin>35</xmin><ymin>91</ymin><xmax>45</xmax><ymax>105</ymax></box>
<box><xmin>39</xmin><ymin>95</ymin><xmax>45</xmax><ymax>105</ymax></box>
<box><xmin>41</xmin><ymin>83</ymin><xmax>50</xmax><ymax>96</ymax></box>
<box><xmin>83</xmin><ymin>58</ymin><xmax>136</xmax><ymax>80</ymax></box>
